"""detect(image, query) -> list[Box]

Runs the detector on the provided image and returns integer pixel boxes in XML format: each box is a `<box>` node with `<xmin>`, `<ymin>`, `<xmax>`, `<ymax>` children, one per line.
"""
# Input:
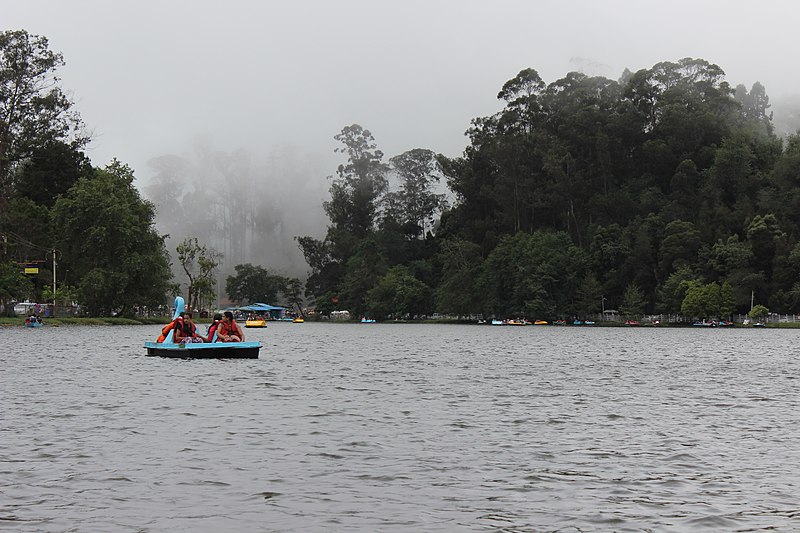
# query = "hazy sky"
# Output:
<box><xmin>5</xmin><ymin>0</ymin><xmax>800</xmax><ymax>183</ymax></box>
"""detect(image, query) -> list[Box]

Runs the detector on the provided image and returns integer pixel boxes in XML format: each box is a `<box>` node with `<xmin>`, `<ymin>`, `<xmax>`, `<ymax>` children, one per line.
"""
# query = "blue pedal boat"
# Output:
<box><xmin>143</xmin><ymin>340</ymin><xmax>261</xmax><ymax>358</ymax></box>
<box><xmin>144</xmin><ymin>297</ymin><xmax>261</xmax><ymax>359</ymax></box>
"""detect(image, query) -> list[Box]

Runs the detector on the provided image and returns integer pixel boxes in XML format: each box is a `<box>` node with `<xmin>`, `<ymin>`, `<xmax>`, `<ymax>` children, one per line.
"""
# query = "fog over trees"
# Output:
<box><xmin>142</xmin><ymin>141</ymin><xmax>330</xmax><ymax>283</ymax></box>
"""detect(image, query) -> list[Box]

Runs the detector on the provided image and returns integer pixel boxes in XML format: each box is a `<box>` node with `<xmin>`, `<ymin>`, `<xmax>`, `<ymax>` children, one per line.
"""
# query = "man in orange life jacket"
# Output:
<box><xmin>217</xmin><ymin>311</ymin><xmax>245</xmax><ymax>342</ymax></box>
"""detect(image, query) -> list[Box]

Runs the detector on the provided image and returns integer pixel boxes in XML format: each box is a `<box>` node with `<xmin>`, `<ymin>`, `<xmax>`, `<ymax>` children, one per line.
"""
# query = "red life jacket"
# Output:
<box><xmin>177</xmin><ymin>319</ymin><xmax>196</xmax><ymax>337</ymax></box>
<box><xmin>207</xmin><ymin>321</ymin><xmax>221</xmax><ymax>342</ymax></box>
<box><xmin>218</xmin><ymin>320</ymin><xmax>240</xmax><ymax>338</ymax></box>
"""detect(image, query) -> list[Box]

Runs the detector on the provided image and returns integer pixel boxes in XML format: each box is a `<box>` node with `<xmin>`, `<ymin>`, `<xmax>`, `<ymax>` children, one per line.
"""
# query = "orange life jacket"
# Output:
<box><xmin>156</xmin><ymin>317</ymin><xmax>183</xmax><ymax>343</ymax></box>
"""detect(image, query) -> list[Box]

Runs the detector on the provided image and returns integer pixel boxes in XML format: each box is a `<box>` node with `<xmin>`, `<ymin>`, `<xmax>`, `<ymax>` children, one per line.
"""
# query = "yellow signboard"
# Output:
<box><xmin>24</xmin><ymin>267</ymin><xmax>39</xmax><ymax>274</ymax></box>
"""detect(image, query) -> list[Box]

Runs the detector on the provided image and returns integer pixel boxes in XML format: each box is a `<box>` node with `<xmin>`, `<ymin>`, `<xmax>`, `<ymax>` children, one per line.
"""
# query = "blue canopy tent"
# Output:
<box><xmin>232</xmin><ymin>302</ymin><xmax>286</xmax><ymax>320</ymax></box>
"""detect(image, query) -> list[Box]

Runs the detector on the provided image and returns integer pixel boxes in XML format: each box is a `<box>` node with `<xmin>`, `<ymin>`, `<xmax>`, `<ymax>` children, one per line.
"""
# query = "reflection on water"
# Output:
<box><xmin>2</xmin><ymin>323</ymin><xmax>799</xmax><ymax>531</ymax></box>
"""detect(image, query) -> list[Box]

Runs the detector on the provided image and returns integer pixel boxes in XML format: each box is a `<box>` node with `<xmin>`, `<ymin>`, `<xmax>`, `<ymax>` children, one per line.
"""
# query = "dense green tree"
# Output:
<box><xmin>51</xmin><ymin>160</ymin><xmax>172</xmax><ymax>316</ymax></box>
<box><xmin>666</xmin><ymin>159</ymin><xmax>701</xmax><ymax>221</ymax></box>
<box><xmin>720</xmin><ymin>280</ymin><xmax>736</xmax><ymax>318</ymax></box>
<box><xmin>707</xmin><ymin>234</ymin><xmax>752</xmax><ymax>277</ymax></box>
<box><xmin>366</xmin><ymin>265</ymin><xmax>432</xmax><ymax>319</ymax></box>
<box><xmin>296</xmin><ymin>125</ymin><xmax>389</xmax><ymax>305</ymax></box>
<box><xmin>589</xmin><ymin>223</ymin><xmax>629</xmax><ymax>301</ymax></box>
<box><xmin>706</xmin><ymin>136</ymin><xmax>756</xmax><ymax>212</ymax></box>
<box><xmin>481</xmin><ymin>231</ymin><xmax>586</xmax><ymax>318</ymax></box>
<box><xmin>658</xmin><ymin>220</ymin><xmax>701</xmax><ymax>274</ymax></box>
<box><xmin>0</xmin><ymin>197</ymin><xmax>51</xmax><ymax>262</ymax></box>
<box><xmin>339</xmin><ymin>238</ymin><xmax>388</xmax><ymax>317</ymax></box>
<box><xmin>225</xmin><ymin>263</ymin><xmax>286</xmax><ymax>305</ymax></box>
<box><xmin>296</xmin><ymin>234</ymin><xmax>338</xmax><ymax>300</ymax></box>
<box><xmin>41</xmin><ymin>283</ymin><xmax>77</xmax><ymax>311</ymax></box>
<box><xmin>0</xmin><ymin>259</ymin><xmax>32</xmax><ymax>316</ymax></box>
<box><xmin>762</xmin><ymin>135</ymin><xmax>800</xmax><ymax>240</ymax></box>
<box><xmin>681</xmin><ymin>283</ymin><xmax>722</xmax><ymax>319</ymax></box>
<box><xmin>679</xmin><ymin>284</ymin><xmax>704</xmax><ymax>319</ymax></box>
<box><xmin>324</xmin><ymin>124</ymin><xmax>388</xmax><ymax>238</ymax></box>
<box><xmin>13</xmin><ymin>141</ymin><xmax>92</xmax><ymax>208</ymax></box>
<box><xmin>748</xmin><ymin>304</ymin><xmax>768</xmax><ymax>320</ymax></box>
<box><xmin>622</xmin><ymin>214</ymin><xmax>663</xmax><ymax>307</ymax></box>
<box><xmin>437</xmin><ymin>135</ymin><xmax>503</xmax><ymax>253</ymax></box>
<box><xmin>656</xmin><ymin>266</ymin><xmax>699</xmax><ymax>314</ymax></box>
<box><xmin>283</xmin><ymin>277</ymin><xmax>305</xmax><ymax>314</ymax></box>
<box><xmin>734</xmin><ymin>81</ymin><xmax>773</xmax><ymax>133</ymax></box>
<box><xmin>620</xmin><ymin>283</ymin><xmax>646</xmax><ymax>318</ymax></box>
<box><xmin>746</xmin><ymin>213</ymin><xmax>784</xmax><ymax>280</ymax></box>
<box><xmin>387</xmin><ymin>148</ymin><xmax>446</xmax><ymax>238</ymax></box>
<box><xmin>574</xmin><ymin>272</ymin><xmax>603</xmax><ymax>317</ymax></box>
<box><xmin>0</xmin><ymin>30</ymin><xmax>87</xmax><ymax>202</ymax></box>
<box><xmin>434</xmin><ymin>239</ymin><xmax>484</xmax><ymax>317</ymax></box>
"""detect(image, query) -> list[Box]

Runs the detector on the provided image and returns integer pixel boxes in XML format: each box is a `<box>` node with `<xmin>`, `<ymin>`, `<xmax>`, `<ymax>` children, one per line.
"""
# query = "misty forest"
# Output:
<box><xmin>4</xmin><ymin>29</ymin><xmax>800</xmax><ymax>321</ymax></box>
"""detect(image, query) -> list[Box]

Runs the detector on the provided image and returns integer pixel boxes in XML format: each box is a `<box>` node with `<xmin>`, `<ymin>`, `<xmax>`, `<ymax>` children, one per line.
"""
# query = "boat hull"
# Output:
<box><xmin>143</xmin><ymin>341</ymin><xmax>261</xmax><ymax>359</ymax></box>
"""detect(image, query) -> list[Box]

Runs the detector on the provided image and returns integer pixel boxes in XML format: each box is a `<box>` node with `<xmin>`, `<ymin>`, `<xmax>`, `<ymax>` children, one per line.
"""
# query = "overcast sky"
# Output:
<box><xmin>5</xmin><ymin>0</ymin><xmax>800</xmax><ymax>183</ymax></box>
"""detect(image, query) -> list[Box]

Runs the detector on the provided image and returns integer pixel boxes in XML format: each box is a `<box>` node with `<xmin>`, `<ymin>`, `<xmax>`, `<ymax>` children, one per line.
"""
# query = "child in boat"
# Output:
<box><xmin>217</xmin><ymin>311</ymin><xmax>245</xmax><ymax>342</ymax></box>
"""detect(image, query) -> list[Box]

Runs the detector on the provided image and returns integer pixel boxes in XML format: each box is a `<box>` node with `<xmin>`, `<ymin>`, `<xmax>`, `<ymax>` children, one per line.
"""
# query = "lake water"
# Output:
<box><xmin>2</xmin><ymin>323</ymin><xmax>799</xmax><ymax>532</ymax></box>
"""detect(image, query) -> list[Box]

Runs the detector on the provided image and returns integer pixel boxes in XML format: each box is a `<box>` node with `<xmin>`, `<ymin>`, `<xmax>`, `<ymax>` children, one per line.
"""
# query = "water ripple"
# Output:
<box><xmin>2</xmin><ymin>324</ymin><xmax>799</xmax><ymax>531</ymax></box>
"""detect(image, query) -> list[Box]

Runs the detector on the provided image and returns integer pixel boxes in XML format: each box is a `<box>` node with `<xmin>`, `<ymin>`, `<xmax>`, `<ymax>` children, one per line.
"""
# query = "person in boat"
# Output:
<box><xmin>174</xmin><ymin>311</ymin><xmax>203</xmax><ymax>343</ymax></box>
<box><xmin>218</xmin><ymin>311</ymin><xmax>245</xmax><ymax>342</ymax></box>
<box><xmin>203</xmin><ymin>312</ymin><xmax>223</xmax><ymax>343</ymax></box>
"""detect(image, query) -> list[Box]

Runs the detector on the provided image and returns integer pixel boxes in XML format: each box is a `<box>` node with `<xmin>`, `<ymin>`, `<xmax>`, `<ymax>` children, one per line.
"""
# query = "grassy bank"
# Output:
<box><xmin>0</xmin><ymin>316</ymin><xmax>172</xmax><ymax>327</ymax></box>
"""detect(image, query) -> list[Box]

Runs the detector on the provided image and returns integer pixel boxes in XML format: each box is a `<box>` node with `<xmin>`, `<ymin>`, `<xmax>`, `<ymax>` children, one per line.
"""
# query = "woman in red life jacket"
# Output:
<box><xmin>203</xmin><ymin>313</ymin><xmax>223</xmax><ymax>342</ymax></box>
<box><xmin>217</xmin><ymin>311</ymin><xmax>245</xmax><ymax>342</ymax></box>
<box><xmin>174</xmin><ymin>311</ymin><xmax>203</xmax><ymax>343</ymax></box>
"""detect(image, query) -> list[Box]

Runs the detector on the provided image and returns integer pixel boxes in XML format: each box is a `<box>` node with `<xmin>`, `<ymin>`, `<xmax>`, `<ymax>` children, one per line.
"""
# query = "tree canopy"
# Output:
<box><xmin>298</xmin><ymin>57</ymin><xmax>800</xmax><ymax>320</ymax></box>
<box><xmin>51</xmin><ymin>160</ymin><xmax>173</xmax><ymax>316</ymax></box>
<box><xmin>0</xmin><ymin>30</ymin><xmax>87</xmax><ymax>203</ymax></box>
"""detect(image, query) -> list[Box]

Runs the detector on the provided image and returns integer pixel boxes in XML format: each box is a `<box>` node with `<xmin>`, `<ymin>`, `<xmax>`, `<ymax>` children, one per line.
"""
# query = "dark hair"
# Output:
<box><xmin>223</xmin><ymin>311</ymin><xmax>234</xmax><ymax>320</ymax></box>
<box><xmin>185</xmin><ymin>311</ymin><xmax>192</xmax><ymax>318</ymax></box>
<box><xmin>213</xmin><ymin>313</ymin><xmax>223</xmax><ymax>321</ymax></box>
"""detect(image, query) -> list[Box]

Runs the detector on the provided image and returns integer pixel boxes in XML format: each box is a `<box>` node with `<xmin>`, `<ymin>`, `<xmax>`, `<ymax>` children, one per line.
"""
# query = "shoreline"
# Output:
<box><xmin>2</xmin><ymin>317</ymin><xmax>796</xmax><ymax>328</ymax></box>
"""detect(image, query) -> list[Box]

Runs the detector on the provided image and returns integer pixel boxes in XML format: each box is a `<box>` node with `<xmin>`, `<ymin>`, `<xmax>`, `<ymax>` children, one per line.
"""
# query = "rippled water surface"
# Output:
<box><xmin>2</xmin><ymin>323</ymin><xmax>800</xmax><ymax>531</ymax></box>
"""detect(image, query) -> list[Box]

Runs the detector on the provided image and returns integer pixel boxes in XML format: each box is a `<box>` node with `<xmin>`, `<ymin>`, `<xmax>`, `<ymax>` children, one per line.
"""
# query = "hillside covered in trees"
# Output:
<box><xmin>2</xmin><ymin>29</ymin><xmax>798</xmax><ymax>321</ymax></box>
<box><xmin>299</xmin><ymin>58</ymin><xmax>800</xmax><ymax>321</ymax></box>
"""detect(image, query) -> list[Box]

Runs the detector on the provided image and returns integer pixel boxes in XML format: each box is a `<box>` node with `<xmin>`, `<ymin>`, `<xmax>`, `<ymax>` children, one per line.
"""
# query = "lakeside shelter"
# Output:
<box><xmin>231</xmin><ymin>302</ymin><xmax>287</xmax><ymax>320</ymax></box>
